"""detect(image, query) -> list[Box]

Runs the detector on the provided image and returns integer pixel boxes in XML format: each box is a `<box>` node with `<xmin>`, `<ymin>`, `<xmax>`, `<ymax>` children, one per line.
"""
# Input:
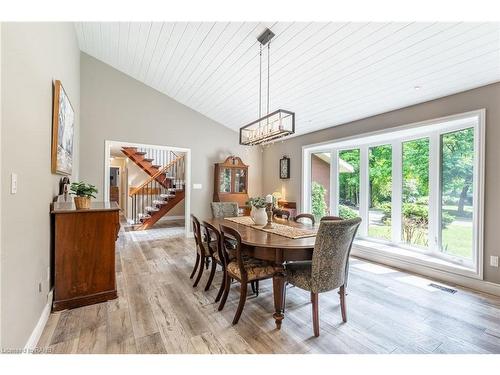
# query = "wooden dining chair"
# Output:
<box><xmin>273</xmin><ymin>208</ymin><xmax>290</xmax><ymax>220</ymax></box>
<box><xmin>285</xmin><ymin>217</ymin><xmax>361</xmax><ymax>337</ymax></box>
<box><xmin>294</xmin><ymin>213</ymin><xmax>315</xmax><ymax>226</ymax></box>
<box><xmin>190</xmin><ymin>214</ymin><xmax>215</xmax><ymax>288</ymax></box>
<box><xmin>218</xmin><ymin>224</ymin><xmax>281</xmax><ymax>324</ymax></box>
<box><xmin>202</xmin><ymin>220</ymin><xmax>234</xmax><ymax>302</ymax></box>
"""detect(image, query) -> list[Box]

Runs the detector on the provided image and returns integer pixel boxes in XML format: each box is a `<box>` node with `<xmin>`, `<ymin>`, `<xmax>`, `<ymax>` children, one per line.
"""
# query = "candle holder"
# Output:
<box><xmin>263</xmin><ymin>202</ymin><xmax>274</xmax><ymax>229</ymax></box>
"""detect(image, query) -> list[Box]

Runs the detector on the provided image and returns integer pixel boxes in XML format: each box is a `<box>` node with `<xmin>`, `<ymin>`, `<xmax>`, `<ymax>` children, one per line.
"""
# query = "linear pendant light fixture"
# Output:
<box><xmin>239</xmin><ymin>28</ymin><xmax>295</xmax><ymax>146</ymax></box>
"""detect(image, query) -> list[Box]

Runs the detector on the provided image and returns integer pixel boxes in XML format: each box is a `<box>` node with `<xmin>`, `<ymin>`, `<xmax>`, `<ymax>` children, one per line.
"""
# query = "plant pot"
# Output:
<box><xmin>74</xmin><ymin>196</ymin><xmax>91</xmax><ymax>209</ymax></box>
<box><xmin>251</xmin><ymin>206</ymin><xmax>268</xmax><ymax>225</ymax></box>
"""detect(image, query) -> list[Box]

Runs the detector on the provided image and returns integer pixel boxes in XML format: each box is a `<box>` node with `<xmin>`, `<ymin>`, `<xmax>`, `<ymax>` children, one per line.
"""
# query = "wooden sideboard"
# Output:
<box><xmin>51</xmin><ymin>201</ymin><xmax>120</xmax><ymax>311</ymax></box>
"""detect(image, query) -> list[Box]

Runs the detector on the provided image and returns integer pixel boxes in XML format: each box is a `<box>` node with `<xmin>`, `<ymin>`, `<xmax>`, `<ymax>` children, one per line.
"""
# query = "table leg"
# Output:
<box><xmin>272</xmin><ymin>271</ymin><xmax>286</xmax><ymax>329</ymax></box>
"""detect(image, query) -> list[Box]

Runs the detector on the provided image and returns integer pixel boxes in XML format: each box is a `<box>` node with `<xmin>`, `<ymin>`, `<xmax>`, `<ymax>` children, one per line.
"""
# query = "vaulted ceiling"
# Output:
<box><xmin>75</xmin><ymin>22</ymin><xmax>500</xmax><ymax>137</ymax></box>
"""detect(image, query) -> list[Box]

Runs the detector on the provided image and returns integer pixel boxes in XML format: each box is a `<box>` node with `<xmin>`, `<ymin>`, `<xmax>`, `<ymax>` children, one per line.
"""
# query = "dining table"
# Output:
<box><xmin>203</xmin><ymin>216</ymin><xmax>318</xmax><ymax>329</ymax></box>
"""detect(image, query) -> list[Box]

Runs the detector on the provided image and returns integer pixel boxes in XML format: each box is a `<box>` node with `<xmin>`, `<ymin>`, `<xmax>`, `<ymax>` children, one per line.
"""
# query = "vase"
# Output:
<box><xmin>251</xmin><ymin>206</ymin><xmax>267</xmax><ymax>225</ymax></box>
<box><xmin>74</xmin><ymin>196</ymin><xmax>91</xmax><ymax>209</ymax></box>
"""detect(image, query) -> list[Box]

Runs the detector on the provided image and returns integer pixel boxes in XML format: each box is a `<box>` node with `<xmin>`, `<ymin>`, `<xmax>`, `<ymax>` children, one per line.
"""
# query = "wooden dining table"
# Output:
<box><xmin>203</xmin><ymin>216</ymin><xmax>318</xmax><ymax>329</ymax></box>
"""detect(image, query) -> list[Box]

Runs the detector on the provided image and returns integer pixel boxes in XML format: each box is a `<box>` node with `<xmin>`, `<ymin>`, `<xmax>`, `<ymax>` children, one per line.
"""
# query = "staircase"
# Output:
<box><xmin>122</xmin><ymin>147</ymin><xmax>185</xmax><ymax>230</ymax></box>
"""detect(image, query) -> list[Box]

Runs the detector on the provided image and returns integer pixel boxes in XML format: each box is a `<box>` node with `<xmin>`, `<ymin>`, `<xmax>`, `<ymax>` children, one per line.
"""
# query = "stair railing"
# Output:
<box><xmin>129</xmin><ymin>152</ymin><xmax>185</xmax><ymax>225</ymax></box>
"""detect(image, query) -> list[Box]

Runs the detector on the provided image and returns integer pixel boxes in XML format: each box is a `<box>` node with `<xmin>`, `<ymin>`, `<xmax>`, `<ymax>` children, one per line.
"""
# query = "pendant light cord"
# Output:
<box><xmin>259</xmin><ymin>44</ymin><xmax>262</xmax><ymax>119</ymax></box>
<box><xmin>267</xmin><ymin>39</ymin><xmax>270</xmax><ymax>116</ymax></box>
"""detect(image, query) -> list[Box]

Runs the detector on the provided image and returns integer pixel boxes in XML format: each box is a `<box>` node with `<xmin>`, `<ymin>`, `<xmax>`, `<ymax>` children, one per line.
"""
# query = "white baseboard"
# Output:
<box><xmin>24</xmin><ymin>290</ymin><xmax>53</xmax><ymax>352</ymax></box>
<box><xmin>352</xmin><ymin>247</ymin><xmax>500</xmax><ymax>297</ymax></box>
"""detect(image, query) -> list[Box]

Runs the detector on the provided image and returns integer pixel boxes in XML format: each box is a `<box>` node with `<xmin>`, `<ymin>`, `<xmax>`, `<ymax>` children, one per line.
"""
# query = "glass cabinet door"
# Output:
<box><xmin>219</xmin><ymin>168</ymin><xmax>231</xmax><ymax>193</ymax></box>
<box><xmin>234</xmin><ymin>168</ymin><xmax>247</xmax><ymax>193</ymax></box>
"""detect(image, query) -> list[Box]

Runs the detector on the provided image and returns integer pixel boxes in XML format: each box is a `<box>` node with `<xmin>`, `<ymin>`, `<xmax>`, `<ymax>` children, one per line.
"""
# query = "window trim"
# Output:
<box><xmin>302</xmin><ymin>109</ymin><xmax>485</xmax><ymax>279</ymax></box>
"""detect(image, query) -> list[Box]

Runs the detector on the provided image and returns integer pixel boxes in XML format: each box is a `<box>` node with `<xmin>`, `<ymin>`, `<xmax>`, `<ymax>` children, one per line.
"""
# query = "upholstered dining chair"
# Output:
<box><xmin>285</xmin><ymin>217</ymin><xmax>361</xmax><ymax>337</ymax></box>
<box><xmin>190</xmin><ymin>214</ymin><xmax>216</xmax><ymax>288</ymax></box>
<box><xmin>320</xmin><ymin>215</ymin><xmax>342</xmax><ymax>221</ymax></box>
<box><xmin>211</xmin><ymin>202</ymin><xmax>239</xmax><ymax>218</ymax></box>
<box><xmin>218</xmin><ymin>224</ymin><xmax>282</xmax><ymax>324</ymax></box>
<box><xmin>294</xmin><ymin>213</ymin><xmax>316</xmax><ymax>226</ymax></box>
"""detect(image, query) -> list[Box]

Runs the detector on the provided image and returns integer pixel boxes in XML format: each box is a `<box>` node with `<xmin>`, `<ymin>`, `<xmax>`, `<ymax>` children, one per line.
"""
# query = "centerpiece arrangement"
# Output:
<box><xmin>247</xmin><ymin>195</ymin><xmax>276</xmax><ymax>227</ymax></box>
<box><xmin>70</xmin><ymin>181</ymin><xmax>98</xmax><ymax>209</ymax></box>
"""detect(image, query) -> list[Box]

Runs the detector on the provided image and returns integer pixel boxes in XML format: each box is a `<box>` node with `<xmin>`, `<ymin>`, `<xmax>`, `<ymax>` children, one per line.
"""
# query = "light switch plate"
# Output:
<box><xmin>11</xmin><ymin>173</ymin><xmax>18</xmax><ymax>194</ymax></box>
<box><xmin>193</xmin><ymin>183</ymin><xmax>202</xmax><ymax>190</ymax></box>
<box><xmin>490</xmin><ymin>256</ymin><xmax>499</xmax><ymax>267</ymax></box>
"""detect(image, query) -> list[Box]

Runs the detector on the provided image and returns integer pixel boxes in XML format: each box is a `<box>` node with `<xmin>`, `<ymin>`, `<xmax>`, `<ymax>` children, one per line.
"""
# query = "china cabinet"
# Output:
<box><xmin>213</xmin><ymin>156</ymin><xmax>249</xmax><ymax>209</ymax></box>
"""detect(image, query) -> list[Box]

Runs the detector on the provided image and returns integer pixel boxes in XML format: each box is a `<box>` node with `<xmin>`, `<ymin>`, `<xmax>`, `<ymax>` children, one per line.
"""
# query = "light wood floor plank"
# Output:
<box><xmin>37</xmin><ymin>219</ymin><xmax>500</xmax><ymax>354</ymax></box>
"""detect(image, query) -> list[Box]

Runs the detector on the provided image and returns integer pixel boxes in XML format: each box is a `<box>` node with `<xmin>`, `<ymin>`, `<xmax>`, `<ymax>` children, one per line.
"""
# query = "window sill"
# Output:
<box><xmin>352</xmin><ymin>239</ymin><xmax>481</xmax><ymax>280</ymax></box>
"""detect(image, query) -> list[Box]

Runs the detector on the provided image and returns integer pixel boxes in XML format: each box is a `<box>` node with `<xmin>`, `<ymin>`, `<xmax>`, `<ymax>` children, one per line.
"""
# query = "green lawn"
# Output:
<box><xmin>367</xmin><ymin>221</ymin><xmax>472</xmax><ymax>259</ymax></box>
<box><xmin>442</xmin><ymin>222</ymin><xmax>473</xmax><ymax>258</ymax></box>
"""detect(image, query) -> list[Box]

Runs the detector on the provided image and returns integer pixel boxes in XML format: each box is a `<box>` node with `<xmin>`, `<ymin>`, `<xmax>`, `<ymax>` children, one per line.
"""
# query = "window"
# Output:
<box><xmin>368</xmin><ymin>145</ymin><xmax>392</xmax><ymax>240</ymax></box>
<box><xmin>311</xmin><ymin>152</ymin><xmax>331</xmax><ymax>220</ymax></box>
<box><xmin>402</xmin><ymin>138</ymin><xmax>429</xmax><ymax>248</ymax></box>
<box><xmin>303</xmin><ymin>110</ymin><xmax>484</xmax><ymax>277</ymax></box>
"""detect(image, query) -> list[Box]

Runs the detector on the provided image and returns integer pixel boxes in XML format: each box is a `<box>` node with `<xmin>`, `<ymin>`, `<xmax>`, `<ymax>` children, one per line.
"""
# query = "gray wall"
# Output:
<box><xmin>1</xmin><ymin>23</ymin><xmax>80</xmax><ymax>348</ymax></box>
<box><xmin>80</xmin><ymin>53</ymin><xmax>262</xmax><ymax>220</ymax></box>
<box><xmin>262</xmin><ymin>82</ymin><xmax>500</xmax><ymax>284</ymax></box>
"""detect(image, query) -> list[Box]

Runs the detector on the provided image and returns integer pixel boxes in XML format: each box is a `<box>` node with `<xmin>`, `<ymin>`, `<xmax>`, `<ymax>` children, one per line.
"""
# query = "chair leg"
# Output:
<box><xmin>193</xmin><ymin>256</ymin><xmax>205</xmax><ymax>287</ymax></box>
<box><xmin>190</xmin><ymin>253</ymin><xmax>200</xmax><ymax>279</ymax></box>
<box><xmin>205</xmin><ymin>257</ymin><xmax>210</xmax><ymax>270</ymax></box>
<box><xmin>232</xmin><ymin>282</ymin><xmax>248</xmax><ymax>325</ymax></box>
<box><xmin>205</xmin><ymin>258</ymin><xmax>217</xmax><ymax>291</ymax></box>
<box><xmin>250</xmin><ymin>281</ymin><xmax>256</xmax><ymax>294</ymax></box>
<box><xmin>255</xmin><ymin>280</ymin><xmax>259</xmax><ymax>296</ymax></box>
<box><xmin>311</xmin><ymin>292</ymin><xmax>320</xmax><ymax>337</ymax></box>
<box><xmin>215</xmin><ymin>270</ymin><xmax>226</xmax><ymax>303</ymax></box>
<box><xmin>218</xmin><ymin>273</ymin><xmax>231</xmax><ymax>311</ymax></box>
<box><xmin>339</xmin><ymin>285</ymin><xmax>347</xmax><ymax>323</ymax></box>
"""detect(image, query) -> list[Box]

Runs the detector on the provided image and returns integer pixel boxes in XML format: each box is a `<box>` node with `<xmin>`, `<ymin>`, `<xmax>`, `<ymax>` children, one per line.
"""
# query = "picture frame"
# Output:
<box><xmin>51</xmin><ymin>80</ymin><xmax>75</xmax><ymax>175</ymax></box>
<box><xmin>279</xmin><ymin>156</ymin><xmax>290</xmax><ymax>179</ymax></box>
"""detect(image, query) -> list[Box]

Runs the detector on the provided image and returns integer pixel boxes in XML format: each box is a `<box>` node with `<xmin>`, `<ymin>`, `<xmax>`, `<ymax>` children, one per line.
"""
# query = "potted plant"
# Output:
<box><xmin>70</xmin><ymin>181</ymin><xmax>98</xmax><ymax>209</ymax></box>
<box><xmin>246</xmin><ymin>197</ymin><xmax>268</xmax><ymax>225</ymax></box>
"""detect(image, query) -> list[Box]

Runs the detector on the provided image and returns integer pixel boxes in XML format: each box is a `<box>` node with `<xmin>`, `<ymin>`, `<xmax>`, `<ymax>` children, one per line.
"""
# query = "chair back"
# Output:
<box><xmin>203</xmin><ymin>220</ymin><xmax>225</xmax><ymax>264</ymax></box>
<box><xmin>273</xmin><ymin>208</ymin><xmax>290</xmax><ymax>220</ymax></box>
<box><xmin>219</xmin><ymin>224</ymin><xmax>246</xmax><ymax>280</ymax></box>
<box><xmin>191</xmin><ymin>214</ymin><xmax>207</xmax><ymax>256</ymax></box>
<box><xmin>211</xmin><ymin>202</ymin><xmax>239</xmax><ymax>218</ymax></box>
<box><xmin>311</xmin><ymin>217</ymin><xmax>361</xmax><ymax>293</ymax></box>
<box><xmin>294</xmin><ymin>213</ymin><xmax>315</xmax><ymax>225</ymax></box>
<box><xmin>320</xmin><ymin>215</ymin><xmax>342</xmax><ymax>221</ymax></box>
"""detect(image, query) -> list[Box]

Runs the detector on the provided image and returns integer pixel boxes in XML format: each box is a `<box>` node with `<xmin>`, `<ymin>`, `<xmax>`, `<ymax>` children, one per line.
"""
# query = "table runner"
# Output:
<box><xmin>224</xmin><ymin>216</ymin><xmax>317</xmax><ymax>239</ymax></box>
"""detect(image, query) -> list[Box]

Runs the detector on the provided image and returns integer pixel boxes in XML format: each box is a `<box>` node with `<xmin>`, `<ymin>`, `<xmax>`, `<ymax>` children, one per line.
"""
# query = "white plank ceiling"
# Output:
<box><xmin>75</xmin><ymin>22</ymin><xmax>500</xmax><ymax>138</ymax></box>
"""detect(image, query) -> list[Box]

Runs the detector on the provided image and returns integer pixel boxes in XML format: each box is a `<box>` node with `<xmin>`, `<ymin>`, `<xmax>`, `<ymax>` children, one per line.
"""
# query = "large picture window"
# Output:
<box><xmin>303</xmin><ymin>110</ymin><xmax>484</xmax><ymax>277</ymax></box>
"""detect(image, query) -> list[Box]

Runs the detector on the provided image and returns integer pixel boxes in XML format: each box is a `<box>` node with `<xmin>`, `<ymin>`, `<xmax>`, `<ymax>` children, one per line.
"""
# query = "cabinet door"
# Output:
<box><xmin>219</xmin><ymin>167</ymin><xmax>231</xmax><ymax>193</ymax></box>
<box><xmin>233</xmin><ymin>168</ymin><xmax>247</xmax><ymax>193</ymax></box>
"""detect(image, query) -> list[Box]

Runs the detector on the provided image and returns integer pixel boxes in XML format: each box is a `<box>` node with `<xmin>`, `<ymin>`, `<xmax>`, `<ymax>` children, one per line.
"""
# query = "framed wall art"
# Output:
<box><xmin>279</xmin><ymin>156</ymin><xmax>290</xmax><ymax>179</ymax></box>
<box><xmin>51</xmin><ymin>80</ymin><xmax>75</xmax><ymax>175</ymax></box>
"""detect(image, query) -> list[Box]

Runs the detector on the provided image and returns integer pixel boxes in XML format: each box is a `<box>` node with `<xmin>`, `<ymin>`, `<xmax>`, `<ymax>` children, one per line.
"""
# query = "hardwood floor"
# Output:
<box><xmin>37</xmin><ymin>219</ymin><xmax>500</xmax><ymax>354</ymax></box>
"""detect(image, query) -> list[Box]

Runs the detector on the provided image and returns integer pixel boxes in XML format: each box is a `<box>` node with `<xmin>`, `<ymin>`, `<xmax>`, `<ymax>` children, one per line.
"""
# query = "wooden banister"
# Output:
<box><xmin>129</xmin><ymin>154</ymin><xmax>184</xmax><ymax>197</ymax></box>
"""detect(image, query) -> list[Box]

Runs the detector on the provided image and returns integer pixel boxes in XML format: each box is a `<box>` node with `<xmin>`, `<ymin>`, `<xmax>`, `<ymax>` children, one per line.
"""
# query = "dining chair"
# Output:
<box><xmin>210</xmin><ymin>202</ymin><xmax>239</xmax><ymax>218</ymax></box>
<box><xmin>273</xmin><ymin>208</ymin><xmax>290</xmax><ymax>220</ymax></box>
<box><xmin>218</xmin><ymin>224</ymin><xmax>282</xmax><ymax>324</ymax></box>
<box><xmin>320</xmin><ymin>215</ymin><xmax>342</xmax><ymax>221</ymax></box>
<box><xmin>294</xmin><ymin>213</ymin><xmax>315</xmax><ymax>226</ymax></box>
<box><xmin>190</xmin><ymin>214</ymin><xmax>215</xmax><ymax>288</ymax></box>
<box><xmin>285</xmin><ymin>217</ymin><xmax>361</xmax><ymax>337</ymax></box>
<box><xmin>202</xmin><ymin>220</ymin><xmax>235</xmax><ymax>302</ymax></box>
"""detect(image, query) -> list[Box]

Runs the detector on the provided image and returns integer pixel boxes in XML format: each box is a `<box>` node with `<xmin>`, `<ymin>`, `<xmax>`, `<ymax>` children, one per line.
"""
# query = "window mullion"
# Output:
<box><xmin>428</xmin><ymin>131</ymin><xmax>440</xmax><ymax>253</ymax></box>
<box><xmin>359</xmin><ymin>146</ymin><xmax>369</xmax><ymax>236</ymax></box>
<box><xmin>392</xmin><ymin>141</ymin><xmax>402</xmax><ymax>243</ymax></box>
<box><xmin>330</xmin><ymin>149</ymin><xmax>339</xmax><ymax>216</ymax></box>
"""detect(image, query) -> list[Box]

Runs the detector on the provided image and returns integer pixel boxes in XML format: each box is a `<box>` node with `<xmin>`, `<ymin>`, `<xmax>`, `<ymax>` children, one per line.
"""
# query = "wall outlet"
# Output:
<box><xmin>490</xmin><ymin>256</ymin><xmax>499</xmax><ymax>268</ymax></box>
